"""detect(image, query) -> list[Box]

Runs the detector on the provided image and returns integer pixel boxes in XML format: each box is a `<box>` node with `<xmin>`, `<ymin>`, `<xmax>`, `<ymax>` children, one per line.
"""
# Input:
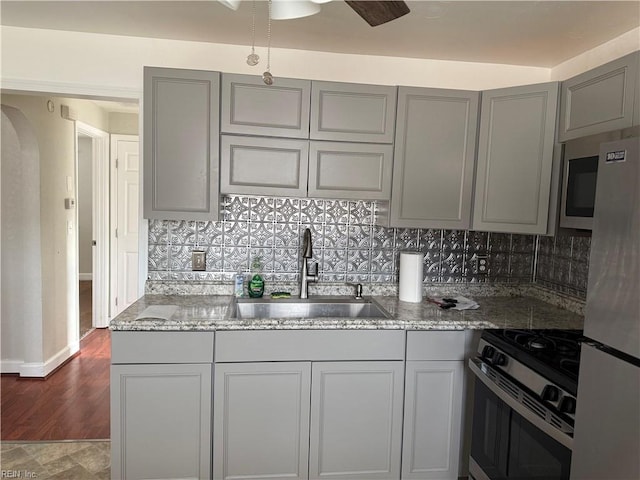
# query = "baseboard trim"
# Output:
<box><xmin>1</xmin><ymin>359</ymin><xmax>24</xmax><ymax>374</ymax></box>
<box><xmin>79</xmin><ymin>273</ymin><xmax>93</xmax><ymax>282</ymax></box>
<box><xmin>3</xmin><ymin>341</ymin><xmax>81</xmax><ymax>378</ymax></box>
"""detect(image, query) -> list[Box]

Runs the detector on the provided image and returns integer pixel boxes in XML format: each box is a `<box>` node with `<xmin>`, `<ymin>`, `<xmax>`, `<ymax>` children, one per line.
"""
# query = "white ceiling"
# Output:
<box><xmin>2</xmin><ymin>1</ymin><xmax>639</xmax><ymax>68</ymax></box>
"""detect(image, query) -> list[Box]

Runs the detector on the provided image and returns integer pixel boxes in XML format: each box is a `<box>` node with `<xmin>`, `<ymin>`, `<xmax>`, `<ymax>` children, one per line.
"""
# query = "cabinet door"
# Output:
<box><xmin>110</xmin><ymin>363</ymin><xmax>212</xmax><ymax>480</ymax></box>
<box><xmin>559</xmin><ymin>52</ymin><xmax>639</xmax><ymax>142</ymax></box>
<box><xmin>401</xmin><ymin>361</ymin><xmax>464</xmax><ymax>480</ymax></box>
<box><xmin>389</xmin><ymin>87</ymin><xmax>479</xmax><ymax>229</ymax></box>
<box><xmin>213</xmin><ymin>362</ymin><xmax>311</xmax><ymax>480</ymax></box>
<box><xmin>220</xmin><ymin>135</ymin><xmax>309</xmax><ymax>197</ymax></box>
<box><xmin>310</xmin><ymin>81</ymin><xmax>397</xmax><ymax>143</ymax></box>
<box><xmin>308</xmin><ymin>141</ymin><xmax>393</xmax><ymax>200</ymax></box>
<box><xmin>143</xmin><ymin>67</ymin><xmax>220</xmax><ymax>221</ymax></box>
<box><xmin>473</xmin><ymin>82</ymin><xmax>559</xmax><ymax>234</ymax></box>
<box><xmin>221</xmin><ymin>73</ymin><xmax>311</xmax><ymax>138</ymax></box>
<box><xmin>309</xmin><ymin>361</ymin><xmax>404</xmax><ymax>480</ymax></box>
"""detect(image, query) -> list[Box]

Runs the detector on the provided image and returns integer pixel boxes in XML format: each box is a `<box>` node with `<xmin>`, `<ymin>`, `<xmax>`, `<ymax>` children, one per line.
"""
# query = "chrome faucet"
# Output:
<box><xmin>299</xmin><ymin>228</ymin><xmax>317</xmax><ymax>299</ymax></box>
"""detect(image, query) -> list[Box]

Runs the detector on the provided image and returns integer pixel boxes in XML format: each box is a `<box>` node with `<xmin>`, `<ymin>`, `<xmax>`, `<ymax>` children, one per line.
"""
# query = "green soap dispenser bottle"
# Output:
<box><xmin>248</xmin><ymin>256</ymin><xmax>265</xmax><ymax>298</ymax></box>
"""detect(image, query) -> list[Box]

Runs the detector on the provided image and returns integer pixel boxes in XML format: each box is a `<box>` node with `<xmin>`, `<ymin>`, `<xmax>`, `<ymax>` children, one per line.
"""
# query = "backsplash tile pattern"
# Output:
<box><xmin>535</xmin><ymin>234</ymin><xmax>590</xmax><ymax>298</ymax></box>
<box><xmin>147</xmin><ymin>195</ymin><xmax>536</xmax><ymax>286</ymax></box>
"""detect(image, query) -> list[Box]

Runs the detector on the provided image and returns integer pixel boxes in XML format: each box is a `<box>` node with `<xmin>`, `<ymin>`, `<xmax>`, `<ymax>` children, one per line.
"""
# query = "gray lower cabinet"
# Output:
<box><xmin>309</xmin><ymin>361</ymin><xmax>404</xmax><ymax>480</ymax></box>
<box><xmin>310</xmin><ymin>81</ymin><xmax>397</xmax><ymax>143</ymax></box>
<box><xmin>110</xmin><ymin>363</ymin><xmax>212</xmax><ymax>480</ymax></box>
<box><xmin>221</xmin><ymin>73</ymin><xmax>311</xmax><ymax>138</ymax></box>
<box><xmin>401</xmin><ymin>361</ymin><xmax>464</xmax><ymax>480</ymax></box>
<box><xmin>385</xmin><ymin>87</ymin><xmax>479</xmax><ymax>229</ymax></box>
<box><xmin>308</xmin><ymin>141</ymin><xmax>393</xmax><ymax>200</ymax></box>
<box><xmin>559</xmin><ymin>51</ymin><xmax>639</xmax><ymax>142</ymax></box>
<box><xmin>213</xmin><ymin>362</ymin><xmax>312</xmax><ymax>480</ymax></box>
<box><xmin>402</xmin><ymin>331</ymin><xmax>466</xmax><ymax>480</ymax></box>
<box><xmin>220</xmin><ymin>134</ymin><xmax>309</xmax><ymax>197</ymax></box>
<box><xmin>472</xmin><ymin>82</ymin><xmax>559</xmax><ymax>234</ymax></box>
<box><xmin>110</xmin><ymin>331</ymin><xmax>215</xmax><ymax>480</ymax></box>
<box><xmin>143</xmin><ymin>67</ymin><xmax>221</xmax><ymax>221</ymax></box>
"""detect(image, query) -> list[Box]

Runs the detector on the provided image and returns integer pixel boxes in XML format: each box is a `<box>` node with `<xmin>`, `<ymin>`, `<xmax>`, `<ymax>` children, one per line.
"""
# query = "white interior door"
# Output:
<box><xmin>111</xmin><ymin>135</ymin><xmax>140</xmax><ymax>318</ymax></box>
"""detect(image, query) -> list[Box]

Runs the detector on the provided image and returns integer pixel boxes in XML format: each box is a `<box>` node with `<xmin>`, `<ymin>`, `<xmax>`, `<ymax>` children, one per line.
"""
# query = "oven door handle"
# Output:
<box><xmin>469</xmin><ymin>359</ymin><xmax>574</xmax><ymax>450</ymax></box>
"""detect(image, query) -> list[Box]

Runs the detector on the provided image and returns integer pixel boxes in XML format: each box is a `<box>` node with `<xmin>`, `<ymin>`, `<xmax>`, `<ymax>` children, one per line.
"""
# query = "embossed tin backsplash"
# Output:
<box><xmin>148</xmin><ymin>195</ymin><xmax>552</xmax><ymax>284</ymax></box>
<box><xmin>535</xmin><ymin>234</ymin><xmax>590</xmax><ymax>298</ymax></box>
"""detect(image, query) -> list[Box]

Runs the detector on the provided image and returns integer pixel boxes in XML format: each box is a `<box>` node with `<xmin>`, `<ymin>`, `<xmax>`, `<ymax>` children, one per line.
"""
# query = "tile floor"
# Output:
<box><xmin>1</xmin><ymin>440</ymin><xmax>110</xmax><ymax>479</ymax></box>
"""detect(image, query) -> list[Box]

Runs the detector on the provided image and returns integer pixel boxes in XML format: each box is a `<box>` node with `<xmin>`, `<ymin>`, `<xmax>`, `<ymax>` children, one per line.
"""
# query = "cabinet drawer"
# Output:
<box><xmin>406</xmin><ymin>331</ymin><xmax>466</xmax><ymax>361</ymax></box>
<box><xmin>111</xmin><ymin>331</ymin><xmax>214</xmax><ymax>364</ymax></box>
<box><xmin>215</xmin><ymin>330</ymin><xmax>405</xmax><ymax>362</ymax></box>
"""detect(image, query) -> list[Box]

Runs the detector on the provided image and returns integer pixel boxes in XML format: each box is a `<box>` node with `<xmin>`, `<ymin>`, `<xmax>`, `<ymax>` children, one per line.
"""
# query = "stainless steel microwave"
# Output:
<box><xmin>560</xmin><ymin>129</ymin><xmax>637</xmax><ymax>230</ymax></box>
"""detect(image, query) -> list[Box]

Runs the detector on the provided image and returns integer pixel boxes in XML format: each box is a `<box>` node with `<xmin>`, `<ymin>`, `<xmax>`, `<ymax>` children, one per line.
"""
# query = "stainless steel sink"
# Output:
<box><xmin>231</xmin><ymin>297</ymin><xmax>390</xmax><ymax>319</ymax></box>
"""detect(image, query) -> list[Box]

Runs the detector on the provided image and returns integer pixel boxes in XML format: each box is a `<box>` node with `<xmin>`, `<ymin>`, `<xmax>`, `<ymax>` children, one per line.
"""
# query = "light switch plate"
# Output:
<box><xmin>192</xmin><ymin>251</ymin><xmax>206</xmax><ymax>271</ymax></box>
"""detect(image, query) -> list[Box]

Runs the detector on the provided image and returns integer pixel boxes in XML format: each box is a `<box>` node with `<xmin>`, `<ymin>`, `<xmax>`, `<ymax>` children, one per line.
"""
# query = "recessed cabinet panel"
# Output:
<box><xmin>220</xmin><ymin>135</ymin><xmax>309</xmax><ymax>197</ymax></box>
<box><xmin>221</xmin><ymin>73</ymin><xmax>311</xmax><ymax>138</ymax></box>
<box><xmin>402</xmin><ymin>361</ymin><xmax>464</xmax><ymax>480</ymax></box>
<box><xmin>473</xmin><ymin>82</ymin><xmax>558</xmax><ymax>234</ymax></box>
<box><xmin>213</xmin><ymin>362</ymin><xmax>311</xmax><ymax>480</ymax></box>
<box><xmin>559</xmin><ymin>52</ymin><xmax>639</xmax><ymax>142</ymax></box>
<box><xmin>111</xmin><ymin>363</ymin><xmax>212</xmax><ymax>480</ymax></box>
<box><xmin>309</xmin><ymin>361</ymin><xmax>404</xmax><ymax>480</ymax></box>
<box><xmin>308</xmin><ymin>141</ymin><xmax>393</xmax><ymax>200</ymax></box>
<box><xmin>390</xmin><ymin>87</ymin><xmax>479</xmax><ymax>229</ymax></box>
<box><xmin>311</xmin><ymin>81</ymin><xmax>397</xmax><ymax>143</ymax></box>
<box><xmin>143</xmin><ymin>67</ymin><xmax>220</xmax><ymax>221</ymax></box>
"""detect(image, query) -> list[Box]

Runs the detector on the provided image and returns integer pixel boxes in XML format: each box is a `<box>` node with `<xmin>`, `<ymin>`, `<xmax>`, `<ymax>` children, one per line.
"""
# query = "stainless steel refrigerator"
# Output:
<box><xmin>570</xmin><ymin>136</ymin><xmax>640</xmax><ymax>479</ymax></box>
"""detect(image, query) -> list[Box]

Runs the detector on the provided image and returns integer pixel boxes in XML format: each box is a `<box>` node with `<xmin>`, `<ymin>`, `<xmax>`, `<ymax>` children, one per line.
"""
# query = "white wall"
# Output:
<box><xmin>1</xmin><ymin>105</ymin><xmax>44</xmax><ymax>373</ymax></box>
<box><xmin>78</xmin><ymin>136</ymin><xmax>93</xmax><ymax>279</ymax></box>
<box><xmin>110</xmin><ymin>112</ymin><xmax>139</xmax><ymax>135</ymax></box>
<box><xmin>0</xmin><ymin>94</ymin><xmax>109</xmax><ymax>375</ymax></box>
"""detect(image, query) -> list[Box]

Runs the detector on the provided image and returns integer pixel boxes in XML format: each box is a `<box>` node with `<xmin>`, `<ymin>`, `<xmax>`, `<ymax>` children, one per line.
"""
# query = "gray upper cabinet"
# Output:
<box><xmin>143</xmin><ymin>67</ymin><xmax>221</xmax><ymax>221</ymax></box>
<box><xmin>308</xmin><ymin>141</ymin><xmax>393</xmax><ymax>200</ymax></box>
<box><xmin>220</xmin><ymin>134</ymin><xmax>309</xmax><ymax>197</ymax></box>
<box><xmin>310</xmin><ymin>81</ymin><xmax>397</xmax><ymax>143</ymax></box>
<box><xmin>387</xmin><ymin>87</ymin><xmax>479</xmax><ymax>229</ymax></box>
<box><xmin>473</xmin><ymin>82</ymin><xmax>559</xmax><ymax>234</ymax></box>
<box><xmin>221</xmin><ymin>73</ymin><xmax>311</xmax><ymax>138</ymax></box>
<box><xmin>559</xmin><ymin>52</ymin><xmax>639</xmax><ymax>142</ymax></box>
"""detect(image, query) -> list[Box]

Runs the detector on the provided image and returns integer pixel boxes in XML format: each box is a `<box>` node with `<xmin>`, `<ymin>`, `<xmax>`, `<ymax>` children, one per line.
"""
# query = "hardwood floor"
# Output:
<box><xmin>1</xmin><ymin>329</ymin><xmax>111</xmax><ymax>441</ymax></box>
<box><xmin>79</xmin><ymin>280</ymin><xmax>93</xmax><ymax>339</ymax></box>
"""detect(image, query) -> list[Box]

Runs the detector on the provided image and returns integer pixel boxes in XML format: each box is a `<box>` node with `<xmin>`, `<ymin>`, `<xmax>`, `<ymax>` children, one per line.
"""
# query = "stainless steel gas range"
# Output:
<box><xmin>468</xmin><ymin>329</ymin><xmax>584</xmax><ymax>480</ymax></box>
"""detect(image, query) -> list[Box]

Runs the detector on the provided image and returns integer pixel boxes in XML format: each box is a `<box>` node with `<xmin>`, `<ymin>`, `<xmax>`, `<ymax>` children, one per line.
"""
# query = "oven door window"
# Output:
<box><xmin>471</xmin><ymin>380</ymin><xmax>571</xmax><ymax>480</ymax></box>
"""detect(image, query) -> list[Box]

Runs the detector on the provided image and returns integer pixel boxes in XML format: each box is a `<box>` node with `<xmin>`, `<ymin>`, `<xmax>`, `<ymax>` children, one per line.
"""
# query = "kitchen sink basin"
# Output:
<box><xmin>231</xmin><ymin>297</ymin><xmax>390</xmax><ymax>319</ymax></box>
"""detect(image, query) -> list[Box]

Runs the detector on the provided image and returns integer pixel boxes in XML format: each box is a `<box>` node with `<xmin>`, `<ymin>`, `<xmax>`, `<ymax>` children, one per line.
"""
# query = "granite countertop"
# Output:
<box><xmin>109</xmin><ymin>293</ymin><xmax>584</xmax><ymax>332</ymax></box>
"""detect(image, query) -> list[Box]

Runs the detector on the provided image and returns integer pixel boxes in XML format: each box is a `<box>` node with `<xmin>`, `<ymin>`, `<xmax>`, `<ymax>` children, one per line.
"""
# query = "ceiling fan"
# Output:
<box><xmin>345</xmin><ymin>1</ymin><xmax>410</xmax><ymax>27</ymax></box>
<box><xmin>219</xmin><ymin>0</ymin><xmax>410</xmax><ymax>27</ymax></box>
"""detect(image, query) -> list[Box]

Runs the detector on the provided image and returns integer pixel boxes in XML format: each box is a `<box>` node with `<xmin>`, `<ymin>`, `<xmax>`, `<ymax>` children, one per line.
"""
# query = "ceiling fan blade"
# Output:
<box><xmin>345</xmin><ymin>1</ymin><xmax>410</xmax><ymax>27</ymax></box>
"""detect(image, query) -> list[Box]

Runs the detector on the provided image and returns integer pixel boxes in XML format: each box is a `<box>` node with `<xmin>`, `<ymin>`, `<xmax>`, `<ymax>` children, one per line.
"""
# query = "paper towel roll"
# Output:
<box><xmin>399</xmin><ymin>251</ymin><xmax>424</xmax><ymax>303</ymax></box>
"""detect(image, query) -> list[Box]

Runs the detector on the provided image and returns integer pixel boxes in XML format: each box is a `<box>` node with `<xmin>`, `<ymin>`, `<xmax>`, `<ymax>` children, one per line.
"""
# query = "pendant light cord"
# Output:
<box><xmin>266</xmin><ymin>0</ymin><xmax>272</xmax><ymax>73</ymax></box>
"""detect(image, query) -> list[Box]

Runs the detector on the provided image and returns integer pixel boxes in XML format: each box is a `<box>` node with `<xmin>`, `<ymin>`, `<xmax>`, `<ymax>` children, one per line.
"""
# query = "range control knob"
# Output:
<box><xmin>558</xmin><ymin>396</ymin><xmax>577</xmax><ymax>415</ymax></box>
<box><xmin>492</xmin><ymin>352</ymin><xmax>507</xmax><ymax>366</ymax></box>
<box><xmin>541</xmin><ymin>385</ymin><xmax>560</xmax><ymax>402</ymax></box>
<box><xmin>481</xmin><ymin>345</ymin><xmax>496</xmax><ymax>360</ymax></box>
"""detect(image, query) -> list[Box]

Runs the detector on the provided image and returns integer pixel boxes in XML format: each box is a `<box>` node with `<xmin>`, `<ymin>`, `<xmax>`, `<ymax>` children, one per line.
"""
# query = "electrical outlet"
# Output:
<box><xmin>192</xmin><ymin>251</ymin><xmax>206</xmax><ymax>271</ymax></box>
<box><xmin>476</xmin><ymin>255</ymin><xmax>489</xmax><ymax>275</ymax></box>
